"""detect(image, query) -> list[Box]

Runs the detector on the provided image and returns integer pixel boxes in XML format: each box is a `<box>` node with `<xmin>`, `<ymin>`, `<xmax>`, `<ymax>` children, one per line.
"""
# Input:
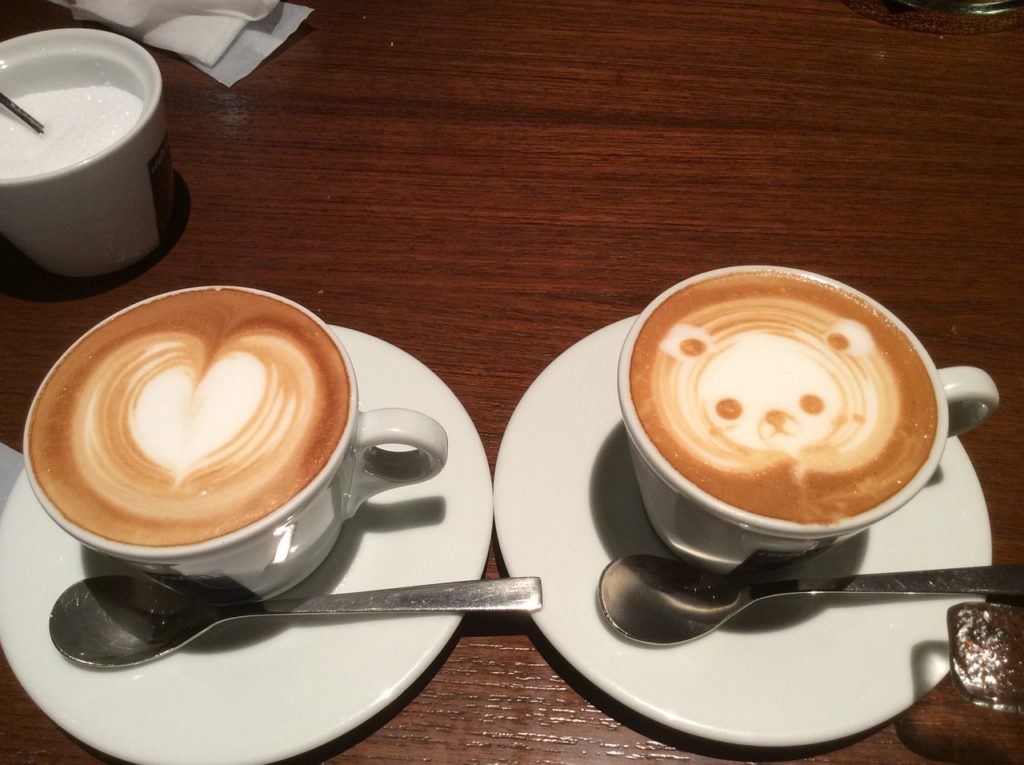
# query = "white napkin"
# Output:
<box><xmin>0</xmin><ymin>442</ymin><xmax>23</xmax><ymax>514</ymax></box>
<box><xmin>188</xmin><ymin>3</ymin><xmax>313</xmax><ymax>86</ymax></box>
<box><xmin>47</xmin><ymin>1</ymin><xmax>314</xmax><ymax>85</ymax></box>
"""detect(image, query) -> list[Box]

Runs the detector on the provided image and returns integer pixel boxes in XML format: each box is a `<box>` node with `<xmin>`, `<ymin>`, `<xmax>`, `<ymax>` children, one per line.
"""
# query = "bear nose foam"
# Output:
<box><xmin>764</xmin><ymin>409</ymin><xmax>792</xmax><ymax>434</ymax></box>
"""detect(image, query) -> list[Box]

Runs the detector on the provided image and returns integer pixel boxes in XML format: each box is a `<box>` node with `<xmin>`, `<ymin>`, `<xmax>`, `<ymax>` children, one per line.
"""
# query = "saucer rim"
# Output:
<box><xmin>494</xmin><ymin>317</ymin><xmax>992</xmax><ymax>749</ymax></box>
<box><xmin>0</xmin><ymin>326</ymin><xmax>494</xmax><ymax>765</ymax></box>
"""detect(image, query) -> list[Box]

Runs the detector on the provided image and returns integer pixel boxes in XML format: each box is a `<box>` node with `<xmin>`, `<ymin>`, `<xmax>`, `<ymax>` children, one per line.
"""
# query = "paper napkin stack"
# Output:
<box><xmin>47</xmin><ymin>0</ymin><xmax>313</xmax><ymax>85</ymax></box>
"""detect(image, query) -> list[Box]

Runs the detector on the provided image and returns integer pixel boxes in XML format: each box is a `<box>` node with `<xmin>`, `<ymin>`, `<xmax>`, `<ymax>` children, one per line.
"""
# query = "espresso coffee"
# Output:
<box><xmin>629</xmin><ymin>270</ymin><xmax>938</xmax><ymax>524</ymax></box>
<box><xmin>27</xmin><ymin>288</ymin><xmax>350</xmax><ymax>546</ymax></box>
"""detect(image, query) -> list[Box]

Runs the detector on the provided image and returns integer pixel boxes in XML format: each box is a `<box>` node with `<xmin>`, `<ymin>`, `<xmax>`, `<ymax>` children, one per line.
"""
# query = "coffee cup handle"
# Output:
<box><xmin>940</xmin><ymin>366</ymin><xmax>999</xmax><ymax>438</ymax></box>
<box><xmin>345</xmin><ymin>408</ymin><xmax>449</xmax><ymax>513</ymax></box>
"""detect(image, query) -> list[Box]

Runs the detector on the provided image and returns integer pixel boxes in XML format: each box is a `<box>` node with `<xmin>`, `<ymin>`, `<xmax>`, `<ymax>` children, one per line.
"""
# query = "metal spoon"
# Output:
<box><xmin>599</xmin><ymin>554</ymin><xmax>1024</xmax><ymax>645</ymax></box>
<box><xmin>51</xmin><ymin>575</ymin><xmax>542</xmax><ymax>668</ymax></box>
<box><xmin>949</xmin><ymin>602</ymin><xmax>1024</xmax><ymax>712</ymax></box>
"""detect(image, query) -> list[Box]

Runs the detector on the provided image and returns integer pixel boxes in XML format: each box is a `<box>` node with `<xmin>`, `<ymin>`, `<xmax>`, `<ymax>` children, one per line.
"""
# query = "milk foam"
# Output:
<box><xmin>630</xmin><ymin>271</ymin><xmax>938</xmax><ymax>524</ymax></box>
<box><xmin>80</xmin><ymin>331</ymin><xmax>317</xmax><ymax>507</ymax></box>
<box><xmin>28</xmin><ymin>289</ymin><xmax>349</xmax><ymax>546</ymax></box>
<box><xmin>657</xmin><ymin>316</ymin><xmax>889</xmax><ymax>472</ymax></box>
<box><xmin>129</xmin><ymin>350</ymin><xmax>269</xmax><ymax>483</ymax></box>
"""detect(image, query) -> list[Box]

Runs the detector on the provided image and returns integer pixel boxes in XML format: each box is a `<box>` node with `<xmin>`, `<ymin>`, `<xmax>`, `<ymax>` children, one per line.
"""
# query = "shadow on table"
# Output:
<box><xmin>894</xmin><ymin>638</ymin><xmax>1024</xmax><ymax>765</ymax></box>
<box><xmin>894</xmin><ymin>688</ymin><xmax>1024</xmax><ymax>765</ymax></box>
<box><xmin>0</xmin><ymin>171</ymin><xmax>190</xmax><ymax>300</ymax></box>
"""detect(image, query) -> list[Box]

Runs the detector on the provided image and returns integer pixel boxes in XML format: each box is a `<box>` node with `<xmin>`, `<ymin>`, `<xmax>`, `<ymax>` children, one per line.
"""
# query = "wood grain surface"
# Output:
<box><xmin>2</xmin><ymin>2</ymin><xmax>1022</xmax><ymax>763</ymax></box>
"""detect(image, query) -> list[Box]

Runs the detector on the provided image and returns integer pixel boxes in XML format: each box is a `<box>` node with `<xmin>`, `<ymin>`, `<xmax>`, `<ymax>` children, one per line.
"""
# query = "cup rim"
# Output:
<box><xmin>617</xmin><ymin>264</ymin><xmax>950</xmax><ymax>539</ymax></box>
<box><xmin>0</xmin><ymin>28</ymin><xmax>164</xmax><ymax>188</ymax></box>
<box><xmin>23</xmin><ymin>285</ymin><xmax>357</xmax><ymax>561</ymax></box>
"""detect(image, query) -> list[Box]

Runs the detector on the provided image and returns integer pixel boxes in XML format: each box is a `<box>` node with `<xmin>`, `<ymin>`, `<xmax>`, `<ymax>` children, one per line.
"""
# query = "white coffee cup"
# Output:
<box><xmin>618</xmin><ymin>266</ymin><xmax>999</xmax><ymax>574</ymax></box>
<box><xmin>0</xmin><ymin>29</ymin><xmax>173</xmax><ymax>277</ymax></box>
<box><xmin>24</xmin><ymin>287</ymin><xmax>448</xmax><ymax>603</ymax></box>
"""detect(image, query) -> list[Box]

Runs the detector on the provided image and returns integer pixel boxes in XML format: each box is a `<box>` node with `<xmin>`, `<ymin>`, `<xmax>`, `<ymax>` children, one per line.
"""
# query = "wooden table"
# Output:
<box><xmin>2</xmin><ymin>2</ymin><xmax>1022</xmax><ymax>763</ymax></box>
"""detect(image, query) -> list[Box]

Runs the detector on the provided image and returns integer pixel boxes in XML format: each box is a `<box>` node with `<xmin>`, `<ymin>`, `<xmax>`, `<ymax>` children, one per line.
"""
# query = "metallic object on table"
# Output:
<box><xmin>843</xmin><ymin>0</ymin><xmax>1024</xmax><ymax>32</ymax></box>
<box><xmin>949</xmin><ymin>602</ymin><xmax>1024</xmax><ymax>713</ymax></box>
<box><xmin>599</xmin><ymin>553</ymin><xmax>1024</xmax><ymax>645</ymax></box>
<box><xmin>0</xmin><ymin>91</ymin><xmax>44</xmax><ymax>134</ymax></box>
<box><xmin>50</xmin><ymin>575</ymin><xmax>543</xmax><ymax>669</ymax></box>
<box><xmin>898</xmin><ymin>0</ymin><xmax>1023</xmax><ymax>12</ymax></box>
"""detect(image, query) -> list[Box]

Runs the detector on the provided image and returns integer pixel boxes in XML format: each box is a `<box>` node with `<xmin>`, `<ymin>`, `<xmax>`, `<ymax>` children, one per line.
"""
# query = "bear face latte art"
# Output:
<box><xmin>628</xmin><ymin>269</ymin><xmax>938</xmax><ymax>524</ymax></box>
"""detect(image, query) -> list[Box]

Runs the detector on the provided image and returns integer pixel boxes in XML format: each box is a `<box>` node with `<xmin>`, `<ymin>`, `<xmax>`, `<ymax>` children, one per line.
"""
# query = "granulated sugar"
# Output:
<box><xmin>0</xmin><ymin>85</ymin><xmax>143</xmax><ymax>180</ymax></box>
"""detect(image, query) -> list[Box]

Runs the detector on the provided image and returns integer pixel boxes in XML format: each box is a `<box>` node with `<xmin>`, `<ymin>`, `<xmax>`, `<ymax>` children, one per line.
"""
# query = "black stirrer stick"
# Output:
<box><xmin>0</xmin><ymin>91</ymin><xmax>45</xmax><ymax>134</ymax></box>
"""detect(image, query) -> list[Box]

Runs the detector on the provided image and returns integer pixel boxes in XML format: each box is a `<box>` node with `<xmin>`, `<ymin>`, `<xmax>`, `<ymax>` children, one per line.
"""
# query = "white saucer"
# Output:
<box><xmin>494</xmin><ymin>319</ymin><xmax>992</xmax><ymax>748</ymax></box>
<box><xmin>0</xmin><ymin>328</ymin><xmax>494</xmax><ymax>765</ymax></box>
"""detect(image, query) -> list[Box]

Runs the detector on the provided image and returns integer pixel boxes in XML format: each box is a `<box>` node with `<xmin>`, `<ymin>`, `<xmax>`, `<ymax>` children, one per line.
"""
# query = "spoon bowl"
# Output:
<box><xmin>599</xmin><ymin>554</ymin><xmax>1024</xmax><ymax>645</ymax></box>
<box><xmin>51</xmin><ymin>576</ymin><xmax>221</xmax><ymax>667</ymax></box>
<box><xmin>51</xmin><ymin>575</ymin><xmax>542</xmax><ymax>668</ymax></box>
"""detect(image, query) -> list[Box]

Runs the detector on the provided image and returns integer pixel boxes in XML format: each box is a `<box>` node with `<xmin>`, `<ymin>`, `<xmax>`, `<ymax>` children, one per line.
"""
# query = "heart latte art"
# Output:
<box><xmin>28</xmin><ymin>289</ymin><xmax>349</xmax><ymax>546</ymax></box>
<box><xmin>629</xmin><ymin>271</ymin><xmax>938</xmax><ymax>524</ymax></box>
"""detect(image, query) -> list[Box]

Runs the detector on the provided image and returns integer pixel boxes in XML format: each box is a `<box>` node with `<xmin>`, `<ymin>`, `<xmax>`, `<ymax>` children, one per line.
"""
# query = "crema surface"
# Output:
<box><xmin>28</xmin><ymin>289</ymin><xmax>349</xmax><ymax>546</ymax></box>
<box><xmin>630</xmin><ymin>271</ymin><xmax>937</xmax><ymax>524</ymax></box>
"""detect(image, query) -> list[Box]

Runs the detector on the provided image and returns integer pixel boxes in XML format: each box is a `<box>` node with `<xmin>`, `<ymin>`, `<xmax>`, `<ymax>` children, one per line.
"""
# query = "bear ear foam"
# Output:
<box><xmin>659</xmin><ymin>323</ymin><xmax>713</xmax><ymax>360</ymax></box>
<box><xmin>826</xmin><ymin>331</ymin><xmax>850</xmax><ymax>352</ymax></box>
<box><xmin>824</xmin><ymin>319</ymin><xmax>876</xmax><ymax>357</ymax></box>
<box><xmin>679</xmin><ymin>337</ymin><xmax>707</xmax><ymax>357</ymax></box>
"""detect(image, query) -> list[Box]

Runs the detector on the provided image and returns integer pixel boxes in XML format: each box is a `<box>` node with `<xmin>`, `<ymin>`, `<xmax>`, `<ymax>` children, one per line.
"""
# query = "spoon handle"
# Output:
<box><xmin>759</xmin><ymin>565</ymin><xmax>1024</xmax><ymax>597</ymax></box>
<box><xmin>249</xmin><ymin>577</ymin><xmax>542</xmax><ymax>616</ymax></box>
